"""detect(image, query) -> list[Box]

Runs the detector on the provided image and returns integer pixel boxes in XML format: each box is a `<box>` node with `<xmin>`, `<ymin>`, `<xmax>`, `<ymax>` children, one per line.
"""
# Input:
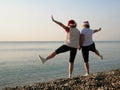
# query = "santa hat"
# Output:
<box><xmin>82</xmin><ymin>21</ymin><xmax>89</xmax><ymax>26</ymax></box>
<box><xmin>68</xmin><ymin>20</ymin><xmax>76</xmax><ymax>27</ymax></box>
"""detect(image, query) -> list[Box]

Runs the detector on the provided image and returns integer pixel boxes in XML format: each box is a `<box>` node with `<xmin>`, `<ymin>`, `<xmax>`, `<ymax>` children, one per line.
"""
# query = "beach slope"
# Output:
<box><xmin>3</xmin><ymin>69</ymin><xmax>120</xmax><ymax>90</ymax></box>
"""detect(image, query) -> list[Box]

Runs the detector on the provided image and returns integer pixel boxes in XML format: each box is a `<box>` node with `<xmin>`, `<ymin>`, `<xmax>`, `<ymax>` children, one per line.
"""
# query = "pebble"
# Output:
<box><xmin>3</xmin><ymin>69</ymin><xmax>120</xmax><ymax>90</ymax></box>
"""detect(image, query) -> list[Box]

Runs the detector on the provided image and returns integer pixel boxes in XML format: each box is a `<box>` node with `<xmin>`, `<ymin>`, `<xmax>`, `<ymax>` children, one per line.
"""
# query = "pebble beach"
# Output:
<box><xmin>3</xmin><ymin>69</ymin><xmax>120</xmax><ymax>90</ymax></box>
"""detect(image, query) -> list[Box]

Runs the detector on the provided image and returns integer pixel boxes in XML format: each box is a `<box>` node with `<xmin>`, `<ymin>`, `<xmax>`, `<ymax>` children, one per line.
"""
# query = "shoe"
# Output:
<box><xmin>100</xmin><ymin>55</ymin><xmax>103</xmax><ymax>60</ymax></box>
<box><xmin>39</xmin><ymin>55</ymin><xmax>46</xmax><ymax>64</ymax></box>
<box><xmin>68</xmin><ymin>74</ymin><xmax>72</xmax><ymax>78</ymax></box>
<box><xmin>83</xmin><ymin>73</ymin><xmax>89</xmax><ymax>76</ymax></box>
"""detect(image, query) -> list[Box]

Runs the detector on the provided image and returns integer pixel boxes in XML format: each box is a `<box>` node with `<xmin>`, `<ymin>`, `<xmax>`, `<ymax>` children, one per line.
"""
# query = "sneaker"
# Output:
<box><xmin>68</xmin><ymin>74</ymin><xmax>72</xmax><ymax>78</ymax></box>
<box><xmin>83</xmin><ymin>73</ymin><xmax>89</xmax><ymax>76</ymax></box>
<box><xmin>100</xmin><ymin>55</ymin><xmax>103</xmax><ymax>60</ymax></box>
<box><xmin>39</xmin><ymin>55</ymin><xmax>46</xmax><ymax>64</ymax></box>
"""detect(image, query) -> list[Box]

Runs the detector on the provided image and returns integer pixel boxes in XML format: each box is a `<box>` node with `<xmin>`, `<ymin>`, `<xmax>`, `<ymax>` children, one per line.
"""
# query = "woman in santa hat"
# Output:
<box><xmin>80</xmin><ymin>21</ymin><xmax>103</xmax><ymax>76</ymax></box>
<box><xmin>39</xmin><ymin>16</ymin><xmax>80</xmax><ymax>78</ymax></box>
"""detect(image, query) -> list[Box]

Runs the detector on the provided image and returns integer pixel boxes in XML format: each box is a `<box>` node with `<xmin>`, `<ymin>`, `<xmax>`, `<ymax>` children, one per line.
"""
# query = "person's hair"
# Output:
<box><xmin>71</xmin><ymin>23</ymin><xmax>77</xmax><ymax>28</ymax></box>
<box><xmin>83</xmin><ymin>24</ymin><xmax>90</xmax><ymax>28</ymax></box>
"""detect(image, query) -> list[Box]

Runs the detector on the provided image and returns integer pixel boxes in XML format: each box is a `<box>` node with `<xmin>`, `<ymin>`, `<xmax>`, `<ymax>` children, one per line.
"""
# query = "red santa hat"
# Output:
<box><xmin>68</xmin><ymin>20</ymin><xmax>76</xmax><ymax>27</ymax></box>
<box><xmin>82</xmin><ymin>21</ymin><xmax>89</xmax><ymax>26</ymax></box>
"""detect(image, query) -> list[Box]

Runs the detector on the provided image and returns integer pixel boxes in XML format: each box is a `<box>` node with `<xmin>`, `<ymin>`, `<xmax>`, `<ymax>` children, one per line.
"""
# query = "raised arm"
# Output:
<box><xmin>51</xmin><ymin>16</ymin><xmax>68</xmax><ymax>30</ymax></box>
<box><xmin>93</xmin><ymin>28</ymin><xmax>101</xmax><ymax>33</ymax></box>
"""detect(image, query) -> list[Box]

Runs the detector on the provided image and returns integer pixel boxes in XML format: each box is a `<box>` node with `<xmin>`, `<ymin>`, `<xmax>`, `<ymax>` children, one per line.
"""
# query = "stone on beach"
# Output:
<box><xmin>3</xmin><ymin>69</ymin><xmax>120</xmax><ymax>90</ymax></box>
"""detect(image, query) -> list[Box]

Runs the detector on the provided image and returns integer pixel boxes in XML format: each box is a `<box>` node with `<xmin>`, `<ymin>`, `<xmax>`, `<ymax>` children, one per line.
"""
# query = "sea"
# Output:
<box><xmin>0</xmin><ymin>41</ymin><xmax>120</xmax><ymax>89</ymax></box>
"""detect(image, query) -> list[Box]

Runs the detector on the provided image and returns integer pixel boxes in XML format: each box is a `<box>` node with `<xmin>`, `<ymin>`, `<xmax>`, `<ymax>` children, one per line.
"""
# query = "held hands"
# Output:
<box><xmin>78</xmin><ymin>45</ymin><xmax>81</xmax><ymax>50</ymax></box>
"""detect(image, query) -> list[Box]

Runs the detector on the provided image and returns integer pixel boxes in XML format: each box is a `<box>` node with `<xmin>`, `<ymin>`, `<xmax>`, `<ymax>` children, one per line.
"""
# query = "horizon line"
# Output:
<box><xmin>0</xmin><ymin>40</ymin><xmax>120</xmax><ymax>42</ymax></box>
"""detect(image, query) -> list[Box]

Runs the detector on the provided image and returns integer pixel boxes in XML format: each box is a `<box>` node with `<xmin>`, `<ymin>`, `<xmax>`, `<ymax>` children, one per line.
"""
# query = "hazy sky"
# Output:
<box><xmin>0</xmin><ymin>0</ymin><xmax>120</xmax><ymax>41</ymax></box>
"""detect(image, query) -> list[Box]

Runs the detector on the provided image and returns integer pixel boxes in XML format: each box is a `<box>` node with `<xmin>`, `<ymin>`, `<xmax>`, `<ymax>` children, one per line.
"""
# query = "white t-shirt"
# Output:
<box><xmin>65</xmin><ymin>28</ymin><xmax>80</xmax><ymax>48</ymax></box>
<box><xmin>81</xmin><ymin>28</ymin><xmax>94</xmax><ymax>46</ymax></box>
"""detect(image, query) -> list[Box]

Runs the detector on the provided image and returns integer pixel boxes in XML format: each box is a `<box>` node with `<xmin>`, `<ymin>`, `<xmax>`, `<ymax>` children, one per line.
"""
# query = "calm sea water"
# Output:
<box><xmin>0</xmin><ymin>41</ymin><xmax>120</xmax><ymax>89</ymax></box>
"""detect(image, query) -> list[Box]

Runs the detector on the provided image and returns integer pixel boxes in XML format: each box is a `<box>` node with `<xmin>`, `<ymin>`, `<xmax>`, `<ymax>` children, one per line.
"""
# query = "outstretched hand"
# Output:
<box><xmin>51</xmin><ymin>15</ymin><xmax>55</xmax><ymax>21</ymax></box>
<box><xmin>98</xmin><ymin>28</ymin><xmax>102</xmax><ymax>31</ymax></box>
<box><xmin>93</xmin><ymin>28</ymin><xmax>102</xmax><ymax>33</ymax></box>
<box><xmin>50</xmin><ymin>15</ymin><xmax>66</xmax><ymax>29</ymax></box>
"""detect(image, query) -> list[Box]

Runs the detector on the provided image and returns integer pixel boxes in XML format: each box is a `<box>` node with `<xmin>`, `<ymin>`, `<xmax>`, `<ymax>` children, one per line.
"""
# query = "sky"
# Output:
<box><xmin>0</xmin><ymin>0</ymin><xmax>120</xmax><ymax>41</ymax></box>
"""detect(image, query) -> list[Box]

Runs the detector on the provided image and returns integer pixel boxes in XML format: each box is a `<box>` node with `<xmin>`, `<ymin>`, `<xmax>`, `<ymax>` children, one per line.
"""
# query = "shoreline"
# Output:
<box><xmin>3</xmin><ymin>69</ymin><xmax>120</xmax><ymax>90</ymax></box>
